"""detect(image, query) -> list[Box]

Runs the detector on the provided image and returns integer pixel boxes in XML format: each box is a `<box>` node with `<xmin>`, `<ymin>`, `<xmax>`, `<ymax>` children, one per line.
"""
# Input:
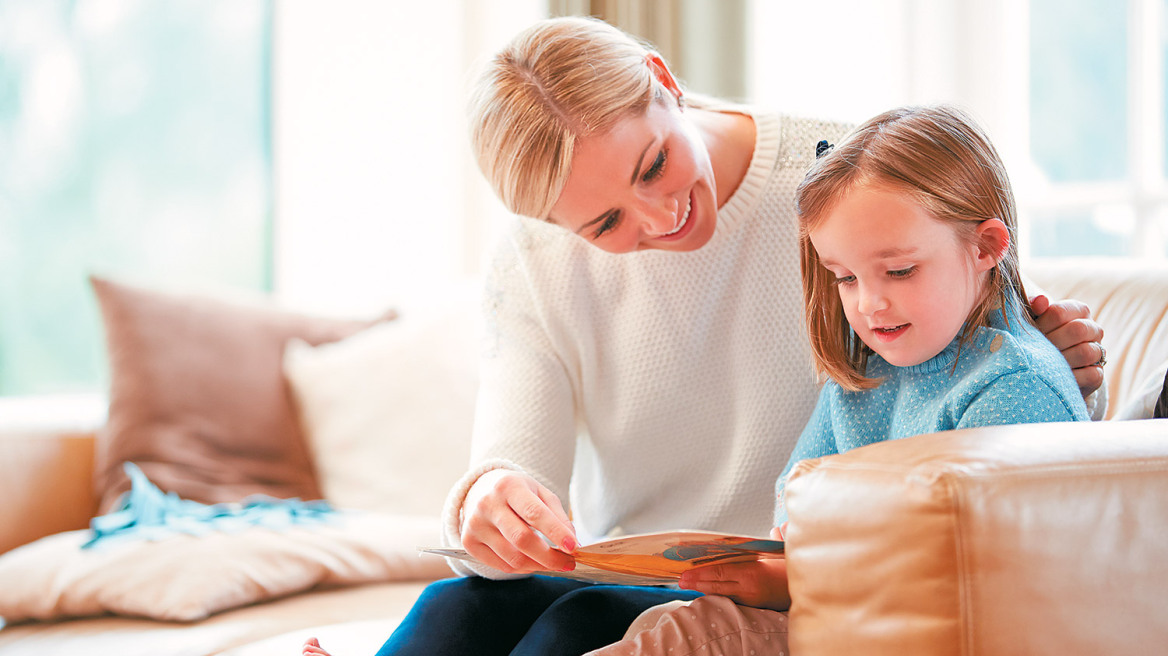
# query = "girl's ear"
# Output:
<box><xmin>973</xmin><ymin>218</ymin><xmax>1010</xmax><ymax>272</ymax></box>
<box><xmin>645</xmin><ymin>53</ymin><xmax>683</xmax><ymax>102</ymax></box>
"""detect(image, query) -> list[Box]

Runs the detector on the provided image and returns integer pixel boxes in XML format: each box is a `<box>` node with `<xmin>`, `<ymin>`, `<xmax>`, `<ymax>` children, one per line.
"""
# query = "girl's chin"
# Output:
<box><xmin>872</xmin><ymin>345</ymin><xmax>945</xmax><ymax>368</ymax></box>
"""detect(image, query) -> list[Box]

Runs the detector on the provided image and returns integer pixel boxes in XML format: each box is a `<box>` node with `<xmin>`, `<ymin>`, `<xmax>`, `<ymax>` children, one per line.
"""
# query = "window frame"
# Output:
<box><xmin>954</xmin><ymin>0</ymin><xmax>1168</xmax><ymax>260</ymax></box>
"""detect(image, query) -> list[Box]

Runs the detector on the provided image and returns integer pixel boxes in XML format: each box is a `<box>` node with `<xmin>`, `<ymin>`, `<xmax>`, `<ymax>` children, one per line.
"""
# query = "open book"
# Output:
<box><xmin>421</xmin><ymin>530</ymin><xmax>784</xmax><ymax>586</ymax></box>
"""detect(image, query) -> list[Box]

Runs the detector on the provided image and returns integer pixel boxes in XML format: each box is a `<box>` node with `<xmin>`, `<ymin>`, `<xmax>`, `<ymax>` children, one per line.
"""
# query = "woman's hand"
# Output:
<box><xmin>460</xmin><ymin>469</ymin><xmax>578</xmax><ymax>574</ymax></box>
<box><xmin>677</xmin><ymin>526</ymin><xmax>791</xmax><ymax>611</ymax></box>
<box><xmin>1029</xmin><ymin>294</ymin><xmax>1106</xmax><ymax>398</ymax></box>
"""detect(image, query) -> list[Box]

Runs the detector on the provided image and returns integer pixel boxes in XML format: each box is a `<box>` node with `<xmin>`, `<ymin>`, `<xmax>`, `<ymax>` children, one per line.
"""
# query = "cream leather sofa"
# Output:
<box><xmin>2</xmin><ymin>259</ymin><xmax>1167</xmax><ymax>656</ymax></box>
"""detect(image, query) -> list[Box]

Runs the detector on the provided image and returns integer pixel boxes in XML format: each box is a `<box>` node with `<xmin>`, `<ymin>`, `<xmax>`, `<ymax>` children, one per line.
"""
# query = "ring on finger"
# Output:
<box><xmin>1095</xmin><ymin>344</ymin><xmax>1107</xmax><ymax>367</ymax></box>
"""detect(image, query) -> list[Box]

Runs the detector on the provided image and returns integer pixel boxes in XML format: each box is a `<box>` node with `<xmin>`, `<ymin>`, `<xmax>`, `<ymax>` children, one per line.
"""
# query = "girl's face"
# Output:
<box><xmin>548</xmin><ymin>100</ymin><xmax>718</xmax><ymax>253</ymax></box>
<box><xmin>809</xmin><ymin>185</ymin><xmax>996</xmax><ymax>367</ymax></box>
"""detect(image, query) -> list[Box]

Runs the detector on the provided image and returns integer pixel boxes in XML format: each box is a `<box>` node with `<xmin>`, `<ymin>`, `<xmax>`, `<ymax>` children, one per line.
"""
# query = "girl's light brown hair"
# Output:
<box><xmin>795</xmin><ymin>104</ymin><xmax>1029</xmax><ymax>391</ymax></box>
<box><xmin>467</xmin><ymin>16</ymin><xmax>677</xmax><ymax>220</ymax></box>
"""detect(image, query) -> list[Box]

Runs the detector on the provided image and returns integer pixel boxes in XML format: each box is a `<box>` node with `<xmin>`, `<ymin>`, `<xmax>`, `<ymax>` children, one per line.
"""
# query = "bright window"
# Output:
<box><xmin>1024</xmin><ymin>0</ymin><xmax>1168</xmax><ymax>259</ymax></box>
<box><xmin>0</xmin><ymin>1</ymin><xmax>273</xmax><ymax>396</ymax></box>
<box><xmin>0</xmin><ymin>0</ymin><xmax>544</xmax><ymax>403</ymax></box>
<box><xmin>747</xmin><ymin>0</ymin><xmax>1168</xmax><ymax>261</ymax></box>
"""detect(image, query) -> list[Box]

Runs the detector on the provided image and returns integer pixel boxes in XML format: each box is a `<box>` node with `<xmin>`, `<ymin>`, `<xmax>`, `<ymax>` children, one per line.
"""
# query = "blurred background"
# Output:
<box><xmin>1</xmin><ymin>0</ymin><xmax>1164</xmax><ymax>402</ymax></box>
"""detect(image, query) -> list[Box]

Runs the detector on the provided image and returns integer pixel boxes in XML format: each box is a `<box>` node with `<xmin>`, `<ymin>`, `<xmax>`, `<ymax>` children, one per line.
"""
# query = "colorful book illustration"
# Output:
<box><xmin>421</xmin><ymin>530</ymin><xmax>784</xmax><ymax>586</ymax></box>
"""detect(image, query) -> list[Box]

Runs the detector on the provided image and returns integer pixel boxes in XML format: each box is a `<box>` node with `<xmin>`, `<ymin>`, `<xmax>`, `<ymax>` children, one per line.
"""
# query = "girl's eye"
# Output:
<box><xmin>641</xmin><ymin>149</ymin><xmax>667</xmax><ymax>182</ymax></box>
<box><xmin>593</xmin><ymin>210</ymin><xmax>621</xmax><ymax>239</ymax></box>
<box><xmin>888</xmin><ymin>266</ymin><xmax>916</xmax><ymax>279</ymax></box>
<box><xmin>832</xmin><ymin>274</ymin><xmax>856</xmax><ymax>287</ymax></box>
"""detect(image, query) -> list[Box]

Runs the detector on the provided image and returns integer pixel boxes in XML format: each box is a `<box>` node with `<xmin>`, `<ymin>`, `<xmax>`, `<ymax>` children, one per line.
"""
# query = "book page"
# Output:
<box><xmin>420</xmin><ymin>530</ymin><xmax>784</xmax><ymax>586</ymax></box>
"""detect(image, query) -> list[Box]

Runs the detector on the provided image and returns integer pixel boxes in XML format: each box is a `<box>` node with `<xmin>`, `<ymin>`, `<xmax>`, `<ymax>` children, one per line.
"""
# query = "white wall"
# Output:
<box><xmin>273</xmin><ymin>0</ymin><xmax>543</xmax><ymax>316</ymax></box>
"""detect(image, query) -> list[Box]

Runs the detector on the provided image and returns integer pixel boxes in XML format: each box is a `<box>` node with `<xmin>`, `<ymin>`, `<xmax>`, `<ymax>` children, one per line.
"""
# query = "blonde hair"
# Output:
<box><xmin>796</xmin><ymin>104</ymin><xmax>1029</xmax><ymax>391</ymax></box>
<box><xmin>468</xmin><ymin>16</ymin><xmax>677</xmax><ymax>219</ymax></box>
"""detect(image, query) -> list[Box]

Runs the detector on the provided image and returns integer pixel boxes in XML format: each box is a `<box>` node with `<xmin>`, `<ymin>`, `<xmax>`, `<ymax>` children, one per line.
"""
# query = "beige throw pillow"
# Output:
<box><xmin>0</xmin><ymin>511</ymin><xmax>451</xmax><ymax>623</ymax></box>
<box><xmin>284</xmin><ymin>283</ymin><xmax>480</xmax><ymax>517</ymax></box>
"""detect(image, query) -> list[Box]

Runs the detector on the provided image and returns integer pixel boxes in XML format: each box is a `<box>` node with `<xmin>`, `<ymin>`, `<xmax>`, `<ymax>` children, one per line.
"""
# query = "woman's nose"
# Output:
<box><xmin>635</xmin><ymin>196</ymin><xmax>679</xmax><ymax>236</ymax></box>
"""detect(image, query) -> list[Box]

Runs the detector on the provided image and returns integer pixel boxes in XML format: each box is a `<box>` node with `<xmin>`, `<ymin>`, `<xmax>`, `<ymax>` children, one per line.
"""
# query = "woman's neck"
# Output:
<box><xmin>691</xmin><ymin>108</ymin><xmax>757</xmax><ymax>208</ymax></box>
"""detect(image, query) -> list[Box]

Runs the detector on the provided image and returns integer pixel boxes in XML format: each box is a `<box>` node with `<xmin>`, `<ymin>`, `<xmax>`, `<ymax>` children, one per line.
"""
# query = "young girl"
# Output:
<box><xmin>584</xmin><ymin>104</ymin><xmax>1090</xmax><ymax>655</ymax></box>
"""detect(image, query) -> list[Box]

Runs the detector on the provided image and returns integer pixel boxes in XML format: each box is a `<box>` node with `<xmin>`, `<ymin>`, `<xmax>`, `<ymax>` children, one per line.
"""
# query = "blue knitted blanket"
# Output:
<box><xmin>83</xmin><ymin>462</ymin><xmax>335</xmax><ymax>548</ymax></box>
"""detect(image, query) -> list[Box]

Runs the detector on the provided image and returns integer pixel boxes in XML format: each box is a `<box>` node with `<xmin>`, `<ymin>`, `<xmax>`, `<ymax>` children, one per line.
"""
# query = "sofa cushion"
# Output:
<box><xmin>0</xmin><ymin>510</ymin><xmax>450</xmax><ymax>623</ymax></box>
<box><xmin>90</xmin><ymin>275</ymin><xmax>391</xmax><ymax>514</ymax></box>
<box><xmin>1112</xmin><ymin>358</ymin><xmax>1168</xmax><ymax>420</ymax></box>
<box><xmin>216</xmin><ymin>618</ymin><xmax>401</xmax><ymax>656</ymax></box>
<box><xmin>283</xmin><ymin>282</ymin><xmax>479</xmax><ymax>516</ymax></box>
<box><xmin>1026</xmin><ymin>260</ymin><xmax>1168</xmax><ymax>419</ymax></box>
<box><xmin>0</xmin><ymin>581</ymin><xmax>433</xmax><ymax>656</ymax></box>
<box><xmin>1155</xmin><ymin>364</ymin><xmax>1168</xmax><ymax>418</ymax></box>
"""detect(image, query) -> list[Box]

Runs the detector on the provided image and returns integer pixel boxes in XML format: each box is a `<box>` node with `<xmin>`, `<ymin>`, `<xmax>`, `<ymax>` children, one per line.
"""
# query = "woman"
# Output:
<box><xmin>307</xmin><ymin>15</ymin><xmax>1106</xmax><ymax>656</ymax></box>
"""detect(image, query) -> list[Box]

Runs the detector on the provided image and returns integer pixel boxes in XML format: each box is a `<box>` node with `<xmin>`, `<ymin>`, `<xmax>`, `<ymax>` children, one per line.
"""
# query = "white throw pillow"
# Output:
<box><xmin>284</xmin><ymin>283</ymin><xmax>480</xmax><ymax>516</ymax></box>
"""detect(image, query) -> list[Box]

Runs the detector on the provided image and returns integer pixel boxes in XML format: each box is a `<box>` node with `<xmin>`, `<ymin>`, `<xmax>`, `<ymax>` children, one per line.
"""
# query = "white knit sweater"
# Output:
<box><xmin>443</xmin><ymin>109</ymin><xmax>853</xmax><ymax>578</ymax></box>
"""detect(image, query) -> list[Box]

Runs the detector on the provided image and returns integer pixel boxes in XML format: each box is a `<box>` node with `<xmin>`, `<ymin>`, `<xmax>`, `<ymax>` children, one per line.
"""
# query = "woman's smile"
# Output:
<box><xmin>654</xmin><ymin>194</ymin><xmax>694</xmax><ymax>240</ymax></box>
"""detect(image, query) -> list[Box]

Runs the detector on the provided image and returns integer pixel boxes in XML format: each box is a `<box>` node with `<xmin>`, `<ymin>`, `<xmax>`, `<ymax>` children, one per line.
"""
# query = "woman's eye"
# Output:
<box><xmin>593</xmin><ymin>211</ymin><xmax>621</xmax><ymax>239</ymax></box>
<box><xmin>641</xmin><ymin>150</ymin><xmax>667</xmax><ymax>182</ymax></box>
<box><xmin>888</xmin><ymin>266</ymin><xmax>916</xmax><ymax>279</ymax></box>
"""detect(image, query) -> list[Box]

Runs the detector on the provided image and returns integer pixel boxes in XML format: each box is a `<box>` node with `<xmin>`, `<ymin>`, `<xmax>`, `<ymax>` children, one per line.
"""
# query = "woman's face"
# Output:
<box><xmin>548</xmin><ymin>100</ymin><xmax>718</xmax><ymax>253</ymax></box>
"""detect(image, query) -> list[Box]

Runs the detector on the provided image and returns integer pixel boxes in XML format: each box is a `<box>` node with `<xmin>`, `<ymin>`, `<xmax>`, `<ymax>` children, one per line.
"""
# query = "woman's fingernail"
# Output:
<box><xmin>562</xmin><ymin>537</ymin><xmax>577</xmax><ymax>552</ymax></box>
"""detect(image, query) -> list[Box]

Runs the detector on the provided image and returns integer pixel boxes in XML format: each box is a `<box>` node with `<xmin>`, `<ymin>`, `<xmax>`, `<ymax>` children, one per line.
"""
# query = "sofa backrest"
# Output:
<box><xmin>1028</xmin><ymin>259</ymin><xmax>1168</xmax><ymax>419</ymax></box>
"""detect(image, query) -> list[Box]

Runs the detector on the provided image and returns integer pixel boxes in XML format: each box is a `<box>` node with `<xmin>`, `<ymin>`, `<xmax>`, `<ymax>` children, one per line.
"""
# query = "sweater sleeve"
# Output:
<box><xmin>774</xmin><ymin>385</ymin><xmax>836</xmax><ymax>527</ymax></box>
<box><xmin>439</xmin><ymin>227</ymin><xmax>581</xmax><ymax>578</ymax></box>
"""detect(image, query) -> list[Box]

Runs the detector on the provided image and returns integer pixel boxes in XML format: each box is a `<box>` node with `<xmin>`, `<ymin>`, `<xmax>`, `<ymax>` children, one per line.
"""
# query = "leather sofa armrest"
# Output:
<box><xmin>0</xmin><ymin>429</ymin><xmax>100</xmax><ymax>555</ymax></box>
<box><xmin>785</xmin><ymin>419</ymin><xmax>1168</xmax><ymax>656</ymax></box>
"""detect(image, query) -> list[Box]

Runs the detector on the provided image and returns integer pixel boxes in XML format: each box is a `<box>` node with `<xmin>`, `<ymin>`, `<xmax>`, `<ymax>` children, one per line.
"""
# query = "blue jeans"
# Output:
<box><xmin>374</xmin><ymin>576</ymin><xmax>702</xmax><ymax>656</ymax></box>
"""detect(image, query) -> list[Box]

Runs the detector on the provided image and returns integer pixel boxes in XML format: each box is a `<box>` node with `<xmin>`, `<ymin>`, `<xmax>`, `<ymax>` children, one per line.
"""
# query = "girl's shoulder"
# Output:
<box><xmin>967</xmin><ymin>323</ymin><xmax>1059</xmax><ymax>378</ymax></box>
<box><xmin>962</xmin><ymin>324</ymin><xmax>1089</xmax><ymax>419</ymax></box>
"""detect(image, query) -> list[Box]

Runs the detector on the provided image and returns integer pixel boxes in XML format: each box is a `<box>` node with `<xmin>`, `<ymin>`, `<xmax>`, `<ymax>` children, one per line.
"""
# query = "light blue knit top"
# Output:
<box><xmin>774</xmin><ymin>302</ymin><xmax>1090</xmax><ymax>526</ymax></box>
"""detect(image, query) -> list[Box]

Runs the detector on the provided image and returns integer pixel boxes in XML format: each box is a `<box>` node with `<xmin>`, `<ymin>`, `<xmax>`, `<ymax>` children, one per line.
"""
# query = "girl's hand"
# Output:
<box><xmin>1029</xmin><ymin>294</ymin><xmax>1106</xmax><ymax>398</ymax></box>
<box><xmin>460</xmin><ymin>469</ymin><xmax>577</xmax><ymax>574</ymax></box>
<box><xmin>678</xmin><ymin>557</ymin><xmax>791</xmax><ymax>611</ymax></box>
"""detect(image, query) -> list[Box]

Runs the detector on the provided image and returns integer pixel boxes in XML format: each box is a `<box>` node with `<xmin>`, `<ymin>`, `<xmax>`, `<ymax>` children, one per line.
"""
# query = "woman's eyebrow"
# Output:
<box><xmin>629</xmin><ymin>139</ymin><xmax>655</xmax><ymax>184</ymax></box>
<box><xmin>576</xmin><ymin>210</ymin><xmax>614</xmax><ymax>234</ymax></box>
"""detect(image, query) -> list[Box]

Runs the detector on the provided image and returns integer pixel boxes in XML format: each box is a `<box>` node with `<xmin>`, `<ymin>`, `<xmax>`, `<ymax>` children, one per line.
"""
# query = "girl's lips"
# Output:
<box><xmin>871</xmin><ymin>324</ymin><xmax>909</xmax><ymax>342</ymax></box>
<box><xmin>654</xmin><ymin>192</ymin><xmax>695</xmax><ymax>242</ymax></box>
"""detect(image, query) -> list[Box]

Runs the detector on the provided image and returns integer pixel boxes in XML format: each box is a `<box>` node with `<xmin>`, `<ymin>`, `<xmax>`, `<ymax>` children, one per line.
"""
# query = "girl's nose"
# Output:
<box><xmin>856</xmin><ymin>282</ymin><xmax>889</xmax><ymax>315</ymax></box>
